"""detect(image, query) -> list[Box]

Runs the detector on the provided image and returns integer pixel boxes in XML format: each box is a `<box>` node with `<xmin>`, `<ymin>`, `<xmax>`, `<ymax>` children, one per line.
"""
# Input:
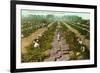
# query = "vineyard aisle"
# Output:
<box><xmin>44</xmin><ymin>23</ymin><xmax>71</xmax><ymax>61</ymax></box>
<box><xmin>62</xmin><ymin>22</ymin><xmax>90</xmax><ymax>49</ymax></box>
<box><xmin>21</xmin><ymin>22</ymin><xmax>55</xmax><ymax>54</ymax></box>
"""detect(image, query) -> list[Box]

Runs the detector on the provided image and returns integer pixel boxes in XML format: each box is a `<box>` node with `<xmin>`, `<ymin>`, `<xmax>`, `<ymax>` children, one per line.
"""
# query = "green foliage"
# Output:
<box><xmin>21</xmin><ymin>15</ymin><xmax>53</xmax><ymax>37</ymax></box>
<box><xmin>21</xmin><ymin>23</ymin><xmax>57</xmax><ymax>62</ymax></box>
<box><xmin>68</xmin><ymin>23</ymin><xmax>90</xmax><ymax>39</ymax></box>
<box><xmin>63</xmin><ymin>15</ymin><xmax>82</xmax><ymax>22</ymax></box>
<box><xmin>60</xmin><ymin>23</ymin><xmax>90</xmax><ymax>60</ymax></box>
<box><xmin>76</xmin><ymin>23</ymin><xmax>89</xmax><ymax>30</ymax></box>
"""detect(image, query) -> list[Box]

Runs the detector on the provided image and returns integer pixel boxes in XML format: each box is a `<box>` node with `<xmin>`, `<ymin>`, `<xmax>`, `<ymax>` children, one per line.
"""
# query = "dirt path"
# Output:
<box><xmin>62</xmin><ymin>22</ymin><xmax>90</xmax><ymax>49</ymax></box>
<box><xmin>44</xmin><ymin>24</ymin><xmax>71</xmax><ymax>61</ymax></box>
<box><xmin>21</xmin><ymin>22</ymin><xmax>54</xmax><ymax>54</ymax></box>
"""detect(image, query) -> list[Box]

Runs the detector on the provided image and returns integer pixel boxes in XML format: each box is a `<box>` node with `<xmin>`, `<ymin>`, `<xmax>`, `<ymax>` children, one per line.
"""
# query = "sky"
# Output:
<box><xmin>22</xmin><ymin>10</ymin><xmax>90</xmax><ymax>19</ymax></box>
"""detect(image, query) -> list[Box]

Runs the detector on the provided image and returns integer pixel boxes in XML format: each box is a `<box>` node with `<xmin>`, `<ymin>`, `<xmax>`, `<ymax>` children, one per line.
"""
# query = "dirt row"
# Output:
<box><xmin>62</xmin><ymin>22</ymin><xmax>90</xmax><ymax>49</ymax></box>
<box><xmin>21</xmin><ymin>22</ymin><xmax>54</xmax><ymax>54</ymax></box>
<box><xmin>44</xmin><ymin>22</ymin><xmax>71</xmax><ymax>61</ymax></box>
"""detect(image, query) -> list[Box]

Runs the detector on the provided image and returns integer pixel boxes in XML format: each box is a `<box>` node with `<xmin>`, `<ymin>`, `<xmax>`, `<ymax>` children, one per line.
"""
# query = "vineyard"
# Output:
<box><xmin>21</xmin><ymin>13</ymin><xmax>90</xmax><ymax>62</ymax></box>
